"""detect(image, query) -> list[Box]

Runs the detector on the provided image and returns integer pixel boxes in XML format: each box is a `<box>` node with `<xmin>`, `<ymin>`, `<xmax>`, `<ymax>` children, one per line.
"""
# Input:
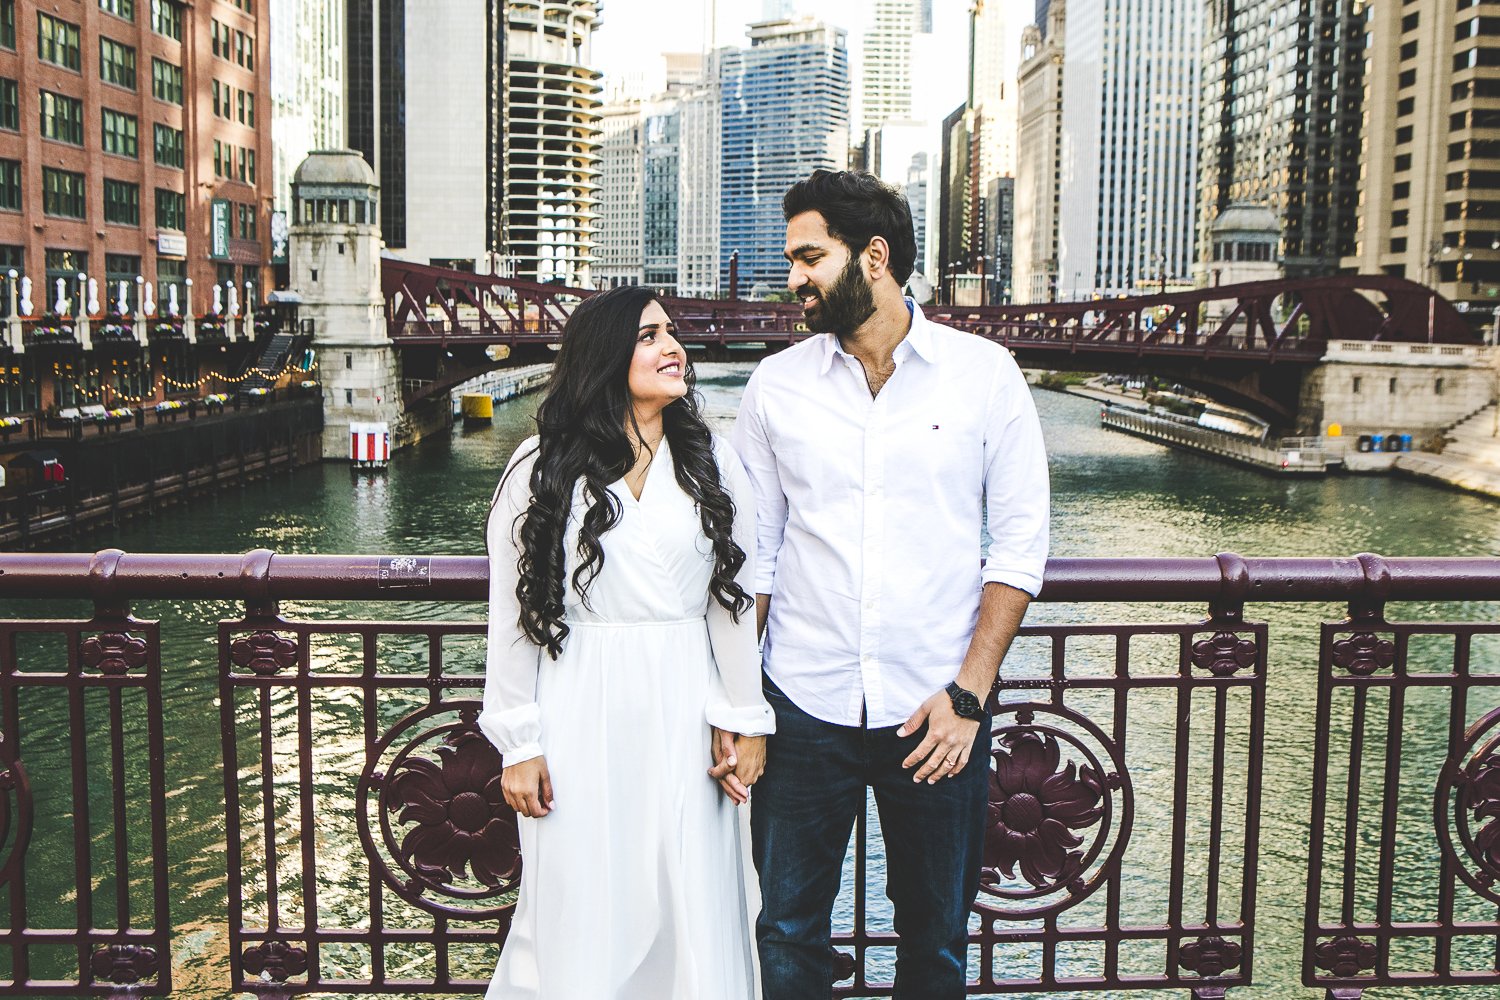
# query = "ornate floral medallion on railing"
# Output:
<box><xmin>0</xmin><ymin>729</ymin><xmax>32</xmax><ymax>889</ymax></box>
<box><xmin>241</xmin><ymin>938</ymin><xmax>308</xmax><ymax>983</ymax></box>
<box><xmin>1190</xmin><ymin>631</ymin><xmax>1258</xmax><ymax>676</ymax></box>
<box><xmin>90</xmin><ymin>943</ymin><xmax>160</xmax><ymax>985</ymax></box>
<box><xmin>228</xmin><ymin>630</ymin><xmax>300</xmax><ymax>675</ymax></box>
<box><xmin>974</xmin><ymin>703</ymin><xmax>1131</xmax><ymax>918</ymax></box>
<box><xmin>357</xmin><ymin>702</ymin><xmax>520</xmax><ymax>919</ymax></box>
<box><xmin>1329</xmin><ymin>632</ymin><xmax>1396</xmax><ymax>676</ymax></box>
<box><xmin>1436</xmin><ymin>705</ymin><xmax>1500</xmax><ymax>903</ymax></box>
<box><xmin>79</xmin><ymin>631</ymin><xmax>150</xmax><ymax>674</ymax></box>
<box><xmin>1177</xmin><ymin>935</ymin><xmax>1244</xmax><ymax>978</ymax></box>
<box><xmin>1312</xmin><ymin>935</ymin><xmax>1377</xmax><ymax>978</ymax></box>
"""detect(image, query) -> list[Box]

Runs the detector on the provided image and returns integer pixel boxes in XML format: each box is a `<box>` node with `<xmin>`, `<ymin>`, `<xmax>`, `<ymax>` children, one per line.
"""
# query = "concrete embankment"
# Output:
<box><xmin>0</xmin><ymin>395</ymin><xmax>323</xmax><ymax>547</ymax></box>
<box><xmin>1392</xmin><ymin>402</ymin><xmax>1500</xmax><ymax>500</ymax></box>
<box><xmin>1050</xmin><ymin>382</ymin><xmax>1500</xmax><ymax>488</ymax></box>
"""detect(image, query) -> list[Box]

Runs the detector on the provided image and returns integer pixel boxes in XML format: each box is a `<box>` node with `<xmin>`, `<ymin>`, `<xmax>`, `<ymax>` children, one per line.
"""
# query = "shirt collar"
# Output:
<box><xmin>816</xmin><ymin>297</ymin><xmax>938</xmax><ymax>376</ymax></box>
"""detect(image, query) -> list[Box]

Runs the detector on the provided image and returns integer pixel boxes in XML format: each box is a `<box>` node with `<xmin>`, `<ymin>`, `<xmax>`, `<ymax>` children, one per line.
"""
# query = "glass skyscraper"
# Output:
<box><xmin>717</xmin><ymin>19</ymin><xmax>849</xmax><ymax>293</ymax></box>
<box><xmin>1197</xmin><ymin>0</ymin><xmax>1365</xmax><ymax>279</ymax></box>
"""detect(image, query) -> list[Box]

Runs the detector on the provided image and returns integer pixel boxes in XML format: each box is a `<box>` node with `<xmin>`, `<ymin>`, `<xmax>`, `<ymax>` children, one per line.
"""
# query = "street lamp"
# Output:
<box><xmin>1426</xmin><ymin>240</ymin><xmax>1453</xmax><ymax>343</ymax></box>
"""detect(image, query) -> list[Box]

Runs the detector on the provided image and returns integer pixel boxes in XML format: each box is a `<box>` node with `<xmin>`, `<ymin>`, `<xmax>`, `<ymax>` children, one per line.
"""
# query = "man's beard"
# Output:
<box><xmin>800</xmin><ymin>253</ymin><xmax>877</xmax><ymax>337</ymax></box>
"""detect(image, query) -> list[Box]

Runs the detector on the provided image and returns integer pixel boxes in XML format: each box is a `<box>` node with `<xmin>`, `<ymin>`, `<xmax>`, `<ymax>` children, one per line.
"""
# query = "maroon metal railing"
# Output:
<box><xmin>1</xmin><ymin>551</ymin><xmax>1499</xmax><ymax>997</ymax></box>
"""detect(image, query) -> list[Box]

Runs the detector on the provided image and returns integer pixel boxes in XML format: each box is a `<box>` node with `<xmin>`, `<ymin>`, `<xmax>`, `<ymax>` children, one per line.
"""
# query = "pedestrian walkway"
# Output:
<box><xmin>1395</xmin><ymin>402</ymin><xmax>1500</xmax><ymax>499</ymax></box>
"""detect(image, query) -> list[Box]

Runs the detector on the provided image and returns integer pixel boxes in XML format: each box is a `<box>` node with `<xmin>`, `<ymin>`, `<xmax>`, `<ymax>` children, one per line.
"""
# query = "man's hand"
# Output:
<box><xmin>732</xmin><ymin>734</ymin><xmax>767</xmax><ymax>791</ymax></box>
<box><xmin>898</xmin><ymin>690</ymin><xmax>979</xmax><ymax>784</ymax></box>
<box><xmin>501</xmin><ymin>756</ymin><xmax>555</xmax><ymax>817</ymax></box>
<box><xmin>708</xmin><ymin>728</ymin><xmax>767</xmax><ymax>804</ymax></box>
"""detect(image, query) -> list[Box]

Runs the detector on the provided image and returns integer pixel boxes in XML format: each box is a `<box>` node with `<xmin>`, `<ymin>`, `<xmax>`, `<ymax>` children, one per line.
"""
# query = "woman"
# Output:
<box><xmin>479</xmin><ymin>286</ymin><xmax>773</xmax><ymax>999</ymax></box>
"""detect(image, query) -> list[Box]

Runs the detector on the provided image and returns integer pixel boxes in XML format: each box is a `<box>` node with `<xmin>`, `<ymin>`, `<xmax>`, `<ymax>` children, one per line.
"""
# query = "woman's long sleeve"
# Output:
<box><xmin>704</xmin><ymin>438</ymin><xmax>776</xmax><ymax>737</ymax></box>
<box><xmin>477</xmin><ymin>440</ymin><xmax>545</xmax><ymax>765</ymax></box>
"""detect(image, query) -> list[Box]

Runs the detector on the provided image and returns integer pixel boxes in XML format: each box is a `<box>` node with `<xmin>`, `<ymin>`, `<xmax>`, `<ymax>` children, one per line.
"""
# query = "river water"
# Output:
<box><xmin>9</xmin><ymin>364</ymin><xmax>1500</xmax><ymax>999</ymax></box>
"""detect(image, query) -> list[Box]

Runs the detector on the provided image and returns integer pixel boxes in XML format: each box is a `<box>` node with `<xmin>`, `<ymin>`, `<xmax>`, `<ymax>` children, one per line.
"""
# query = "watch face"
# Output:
<box><xmin>950</xmin><ymin>685</ymin><xmax>981</xmax><ymax>718</ymax></box>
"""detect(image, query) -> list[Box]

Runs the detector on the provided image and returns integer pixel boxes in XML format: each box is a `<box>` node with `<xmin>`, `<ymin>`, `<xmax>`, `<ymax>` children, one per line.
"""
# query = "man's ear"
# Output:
<box><xmin>865</xmin><ymin>236</ymin><xmax>891</xmax><ymax>281</ymax></box>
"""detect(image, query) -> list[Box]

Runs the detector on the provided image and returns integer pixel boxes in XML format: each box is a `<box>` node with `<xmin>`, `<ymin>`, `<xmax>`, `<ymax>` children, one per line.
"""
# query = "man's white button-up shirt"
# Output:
<box><xmin>731</xmin><ymin>301</ymin><xmax>1050</xmax><ymax>729</ymax></box>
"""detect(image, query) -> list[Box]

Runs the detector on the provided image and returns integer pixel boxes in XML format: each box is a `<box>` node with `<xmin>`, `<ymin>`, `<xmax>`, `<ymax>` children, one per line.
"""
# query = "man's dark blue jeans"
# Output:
<box><xmin>752</xmin><ymin>678</ymin><xmax>992</xmax><ymax>1000</ymax></box>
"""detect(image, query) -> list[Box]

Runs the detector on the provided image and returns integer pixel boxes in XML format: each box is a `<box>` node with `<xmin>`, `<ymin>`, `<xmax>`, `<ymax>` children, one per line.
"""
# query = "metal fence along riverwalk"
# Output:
<box><xmin>2</xmin><ymin>551</ymin><xmax>1500</xmax><ymax>997</ymax></box>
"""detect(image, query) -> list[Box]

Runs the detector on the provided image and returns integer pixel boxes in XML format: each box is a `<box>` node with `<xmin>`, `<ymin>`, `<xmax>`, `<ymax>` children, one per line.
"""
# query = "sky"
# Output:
<box><xmin>590</xmin><ymin>0</ymin><xmax>976</xmax><ymax>129</ymax></box>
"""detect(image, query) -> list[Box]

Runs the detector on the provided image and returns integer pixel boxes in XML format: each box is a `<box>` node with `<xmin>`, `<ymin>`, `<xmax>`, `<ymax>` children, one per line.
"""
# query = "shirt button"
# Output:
<box><xmin>864</xmin><ymin>599</ymin><xmax>875</xmax><ymax>610</ymax></box>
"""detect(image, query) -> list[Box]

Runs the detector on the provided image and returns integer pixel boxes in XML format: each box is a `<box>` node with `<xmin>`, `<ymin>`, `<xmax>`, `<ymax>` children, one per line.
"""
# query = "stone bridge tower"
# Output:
<box><xmin>289</xmin><ymin>150</ymin><xmax>404</xmax><ymax>456</ymax></box>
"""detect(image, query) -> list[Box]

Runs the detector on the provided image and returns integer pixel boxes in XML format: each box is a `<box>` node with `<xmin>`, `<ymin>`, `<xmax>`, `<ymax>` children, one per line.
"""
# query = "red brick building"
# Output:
<box><xmin>0</xmin><ymin>0</ymin><xmax>273</xmax><ymax>414</ymax></box>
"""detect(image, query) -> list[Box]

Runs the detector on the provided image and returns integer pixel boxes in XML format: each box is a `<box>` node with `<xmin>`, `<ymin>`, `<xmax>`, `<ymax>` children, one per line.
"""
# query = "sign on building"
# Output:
<box><xmin>270</xmin><ymin>211</ymin><xmax>289</xmax><ymax>264</ymax></box>
<box><xmin>157</xmin><ymin>233</ymin><xmax>187</xmax><ymax>257</ymax></box>
<box><xmin>211</xmin><ymin>199</ymin><xmax>232</xmax><ymax>259</ymax></box>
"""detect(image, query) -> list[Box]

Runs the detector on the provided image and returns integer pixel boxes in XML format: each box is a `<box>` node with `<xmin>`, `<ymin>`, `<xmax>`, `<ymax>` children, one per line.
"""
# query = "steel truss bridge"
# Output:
<box><xmin>382</xmin><ymin>261</ymin><xmax>1478</xmax><ymax>425</ymax></box>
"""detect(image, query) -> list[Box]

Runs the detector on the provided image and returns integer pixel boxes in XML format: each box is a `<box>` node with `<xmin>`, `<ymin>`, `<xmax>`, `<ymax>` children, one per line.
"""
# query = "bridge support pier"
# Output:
<box><xmin>318</xmin><ymin>341</ymin><xmax>404</xmax><ymax>458</ymax></box>
<box><xmin>1296</xmin><ymin>342</ymin><xmax>1496</xmax><ymax>443</ymax></box>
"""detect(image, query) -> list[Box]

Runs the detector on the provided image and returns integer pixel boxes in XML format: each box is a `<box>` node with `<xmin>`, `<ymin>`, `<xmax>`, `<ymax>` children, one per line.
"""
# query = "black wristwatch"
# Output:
<box><xmin>945</xmin><ymin>681</ymin><xmax>984</xmax><ymax>721</ymax></box>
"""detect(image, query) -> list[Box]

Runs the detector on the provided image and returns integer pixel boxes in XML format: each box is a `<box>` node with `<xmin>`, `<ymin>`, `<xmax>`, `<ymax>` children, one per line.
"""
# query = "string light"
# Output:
<box><xmin>48</xmin><ymin>359</ymin><xmax>312</xmax><ymax>406</ymax></box>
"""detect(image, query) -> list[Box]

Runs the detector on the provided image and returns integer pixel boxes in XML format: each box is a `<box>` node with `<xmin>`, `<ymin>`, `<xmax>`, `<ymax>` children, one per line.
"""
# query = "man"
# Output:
<box><xmin>729</xmin><ymin>169</ymin><xmax>1050</xmax><ymax>999</ymax></box>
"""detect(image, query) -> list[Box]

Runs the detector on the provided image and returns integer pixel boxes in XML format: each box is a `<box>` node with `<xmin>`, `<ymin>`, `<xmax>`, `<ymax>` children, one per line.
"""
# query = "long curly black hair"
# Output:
<box><xmin>499</xmin><ymin>285</ymin><xmax>751</xmax><ymax>658</ymax></box>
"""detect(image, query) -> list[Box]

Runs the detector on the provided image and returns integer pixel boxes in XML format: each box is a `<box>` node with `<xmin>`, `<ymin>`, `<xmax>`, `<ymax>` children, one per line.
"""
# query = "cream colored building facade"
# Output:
<box><xmin>1013</xmin><ymin>1</ymin><xmax>1065</xmax><ymax>303</ymax></box>
<box><xmin>1348</xmin><ymin>0</ymin><xmax>1500</xmax><ymax>309</ymax></box>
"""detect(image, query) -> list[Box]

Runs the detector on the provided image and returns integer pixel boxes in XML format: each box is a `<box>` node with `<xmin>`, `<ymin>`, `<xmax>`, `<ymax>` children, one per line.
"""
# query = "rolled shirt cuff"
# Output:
<box><xmin>981</xmin><ymin>565</ymin><xmax>1044</xmax><ymax>599</ymax></box>
<box><xmin>705</xmin><ymin>701</ymin><xmax>777</xmax><ymax>737</ymax></box>
<box><xmin>476</xmin><ymin>703</ymin><xmax>544</xmax><ymax>765</ymax></box>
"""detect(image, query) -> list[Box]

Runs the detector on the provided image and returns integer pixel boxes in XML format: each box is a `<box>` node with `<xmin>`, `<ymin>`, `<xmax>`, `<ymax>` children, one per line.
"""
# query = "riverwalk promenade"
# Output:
<box><xmin>1069</xmin><ymin>379</ymin><xmax>1500</xmax><ymax>501</ymax></box>
<box><xmin>0</xmin><ymin>389</ymin><xmax>322</xmax><ymax>547</ymax></box>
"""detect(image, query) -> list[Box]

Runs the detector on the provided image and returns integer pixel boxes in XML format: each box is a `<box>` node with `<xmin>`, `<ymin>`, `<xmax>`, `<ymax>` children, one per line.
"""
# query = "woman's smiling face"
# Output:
<box><xmin>626</xmin><ymin>299</ymin><xmax>688</xmax><ymax>411</ymax></box>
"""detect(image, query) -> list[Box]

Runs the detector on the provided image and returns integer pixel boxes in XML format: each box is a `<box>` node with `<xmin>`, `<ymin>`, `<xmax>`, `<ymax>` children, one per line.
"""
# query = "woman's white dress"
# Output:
<box><xmin>478</xmin><ymin>434</ymin><xmax>773</xmax><ymax>1000</ymax></box>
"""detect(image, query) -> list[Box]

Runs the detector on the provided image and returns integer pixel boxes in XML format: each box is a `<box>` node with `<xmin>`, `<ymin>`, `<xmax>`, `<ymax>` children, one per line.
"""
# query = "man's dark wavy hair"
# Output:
<box><xmin>782</xmin><ymin>169</ymin><xmax>918</xmax><ymax>285</ymax></box>
<box><xmin>495</xmin><ymin>285</ymin><xmax>751</xmax><ymax>658</ymax></box>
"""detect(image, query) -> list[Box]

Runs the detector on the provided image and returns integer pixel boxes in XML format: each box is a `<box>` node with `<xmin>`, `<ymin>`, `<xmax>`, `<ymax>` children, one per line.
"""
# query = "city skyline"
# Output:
<box><xmin>591</xmin><ymin>0</ymin><xmax>975</xmax><ymax>133</ymax></box>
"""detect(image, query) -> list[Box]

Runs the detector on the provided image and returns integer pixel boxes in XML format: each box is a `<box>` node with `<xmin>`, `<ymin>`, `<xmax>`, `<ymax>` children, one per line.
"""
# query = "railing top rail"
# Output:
<box><xmin>2</xmin><ymin>550</ymin><xmax>1499</xmax><ymax>604</ymax></box>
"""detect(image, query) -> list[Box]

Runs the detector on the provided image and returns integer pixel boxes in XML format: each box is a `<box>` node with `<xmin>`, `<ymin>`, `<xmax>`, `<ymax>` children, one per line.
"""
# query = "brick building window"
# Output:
<box><xmin>154</xmin><ymin>187</ymin><xmax>184</xmax><ymax>230</ymax></box>
<box><xmin>37</xmin><ymin>12</ymin><xmax>81</xmax><ymax>70</ymax></box>
<box><xmin>42</xmin><ymin>168</ymin><xmax>86</xmax><ymax>218</ymax></box>
<box><xmin>0</xmin><ymin>159</ymin><xmax>19</xmax><ymax>212</ymax></box>
<box><xmin>103</xmin><ymin>179</ymin><xmax>139</xmax><ymax>225</ymax></box>
<box><xmin>151</xmin><ymin>58</ymin><xmax>182</xmax><ymax>104</ymax></box>
<box><xmin>100</xmin><ymin>0</ymin><xmax>134</xmax><ymax>20</ymax></box>
<box><xmin>0</xmin><ymin>78</ymin><xmax>15</xmax><ymax>131</ymax></box>
<box><xmin>150</xmin><ymin>0</ymin><xmax>181</xmax><ymax>41</ymax></box>
<box><xmin>99</xmin><ymin>37</ymin><xmax>136</xmax><ymax>89</ymax></box>
<box><xmin>39</xmin><ymin>90</ymin><xmax>85</xmax><ymax>145</ymax></box>
<box><xmin>1</xmin><ymin>1</ymin><xmax>15</xmax><ymax>50</ymax></box>
<box><xmin>153</xmin><ymin>122</ymin><xmax>182</xmax><ymax>168</ymax></box>
<box><xmin>238</xmin><ymin>203</ymin><xmax>257</xmax><ymax>240</ymax></box>
<box><xmin>101</xmin><ymin>108</ymin><xmax>138</xmax><ymax>157</ymax></box>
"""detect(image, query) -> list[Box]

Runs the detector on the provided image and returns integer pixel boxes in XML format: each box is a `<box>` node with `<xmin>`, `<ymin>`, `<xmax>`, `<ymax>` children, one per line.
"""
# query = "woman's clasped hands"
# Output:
<box><xmin>708</xmin><ymin>727</ymin><xmax>765</xmax><ymax>805</ymax></box>
<box><xmin>501</xmin><ymin>756</ymin><xmax>555</xmax><ymax>818</ymax></box>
